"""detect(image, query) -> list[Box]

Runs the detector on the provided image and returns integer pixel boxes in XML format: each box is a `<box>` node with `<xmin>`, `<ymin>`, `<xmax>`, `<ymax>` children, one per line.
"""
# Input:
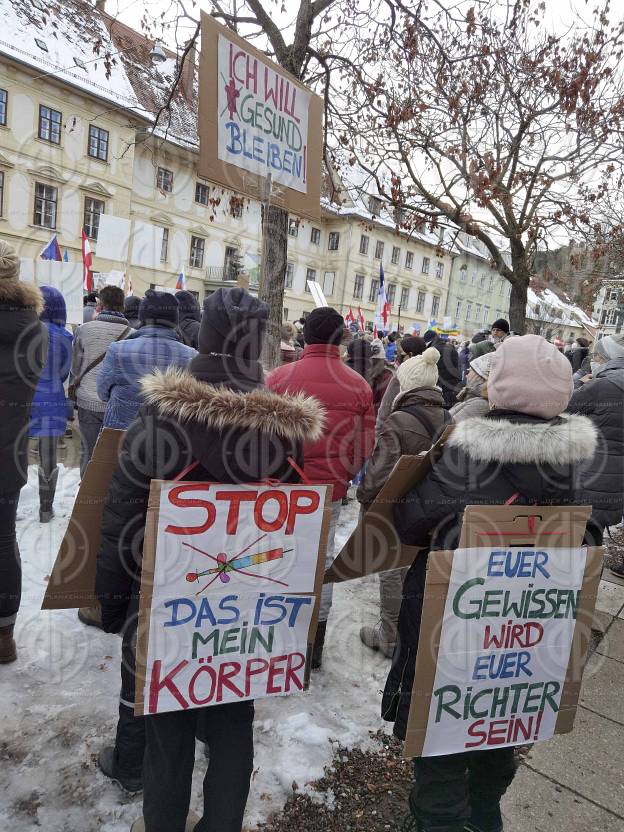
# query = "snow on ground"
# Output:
<box><xmin>0</xmin><ymin>467</ymin><xmax>392</xmax><ymax>831</ymax></box>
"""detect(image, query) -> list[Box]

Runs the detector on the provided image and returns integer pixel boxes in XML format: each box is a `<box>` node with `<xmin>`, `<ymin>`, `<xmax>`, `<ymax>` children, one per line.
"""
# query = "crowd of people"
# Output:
<box><xmin>0</xmin><ymin>233</ymin><xmax>622</xmax><ymax>832</ymax></box>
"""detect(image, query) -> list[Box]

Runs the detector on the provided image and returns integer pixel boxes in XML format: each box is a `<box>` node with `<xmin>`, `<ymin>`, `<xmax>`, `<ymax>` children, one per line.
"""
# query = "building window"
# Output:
<box><xmin>498</xmin><ymin>280</ymin><xmax>504</xmax><ymax>295</ymax></box>
<box><xmin>283</xmin><ymin>307</ymin><xmax>289</xmax><ymax>320</ymax></box>
<box><xmin>160</xmin><ymin>227</ymin><xmax>169</xmax><ymax>263</ymax></box>
<box><xmin>368</xmin><ymin>195</ymin><xmax>382</xmax><ymax>216</ymax></box>
<box><xmin>405</xmin><ymin>251</ymin><xmax>414</xmax><ymax>270</ymax></box>
<box><xmin>471</xmin><ymin>271</ymin><xmax>477</xmax><ymax>286</ymax></box>
<box><xmin>224</xmin><ymin>246</ymin><xmax>240</xmax><ymax>279</ymax></box>
<box><xmin>489</xmin><ymin>275</ymin><xmax>495</xmax><ymax>291</ymax></box>
<box><xmin>484</xmin><ymin>305</ymin><xmax>490</xmax><ymax>322</ymax></box>
<box><xmin>288</xmin><ymin>218</ymin><xmax>299</xmax><ymax>237</ymax></box>
<box><xmin>386</xmin><ymin>283</ymin><xmax>396</xmax><ymax>306</ymax></box>
<box><xmin>416</xmin><ymin>290</ymin><xmax>426</xmax><ymax>314</ymax></box>
<box><xmin>422</xmin><ymin>257</ymin><xmax>430</xmax><ymax>274</ymax></box>
<box><xmin>436</xmin><ymin>261</ymin><xmax>445</xmax><ymax>280</ymax></box>
<box><xmin>328</xmin><ymin>231</ymin><xmax>340</xmax><ymax>251</ymax></box>
<box><xmin>353</xmin><ymin>273</ymin><xmax>365</xmax><ymax>300</ymax></box>
<box><xmin>431</xmin><ymin>296</ymin><xmax>440</xmax><ymax>318</ymax></box>
<box><xmin>305</xmin><ymin>267</ymin><xmax>316</xmax><ymax>291</ymax></box>
<box><xmin>285</xmin><ymin>261</ymin><xmax>294</xmax><ymax>289</ymax></box>
<box><xmin>323</xmin><ymin>271</ymin><xmax>335</xmax><ymax>296</ymax></box>
<box><xmin>189</xmin><ymin>236</ymin><xmax>205</xmax><ymax>268</ymax></box>
<box><xmin>0</xmin><ymin>89</ymin><xmax>7</xmax><ymax>127</ymax></box>
<box><xmin>38</xmin><ymin>105</ymin><xmax>62</xmax><ymax>144</ymax></box>
<box><xmin>0</xmin><ymin>171</ymin><xmax>4</xmax><ymax>216</ymax></box>
<box><xmin>157</xmin><ymin>167</ymin><xmax>174</xmax><ymax>193</ymax></box>
<box><xmin>475</xmin><ymin>303</ymin><xmax>482</xmax><ymax>322</ymax></box>
<box><xmin>374</xmin><ymin>241</ymin><xmax>384</xmax><ymax>260</ymax></box>
<box><xmin>359</xmin><ymin>234</ymin><xmax>369</xmax><ymax>255</ymax></box>
<box><xmin>88</xmin><ymin>125</ymin><xmax>109</xmax><ymax>161</ymax></box>
<box><xmin>479</xmin><ymin>274</ymin><xmax>486</xmax><ymax>288</ymax></box>
<box><xmin>466</xmin><ymin>302</ymin><xmax>472</xmax><ymax>320</ymax></box>
<box><xmin>400</xmin><ymin>286</ymin><xmax>410</xmax><ymax>309</ymax></box>
<box><xmin>460</xmin><ymin>267</ymin><xmax>467</xmax><ymax>282</ymax></box>
<box><xmin>455</xmin><ymin>300</ymin><xmax>462</xmax><ymax>320</ymax></box>
<box><xmin>33</xmin><ymin>182</ymin><xmax>57</xmax><ymax>228</ymax></box>
<box><xmin>83</xmin><ymin>196</ymin><xmax>104</xmax><ymax>240</ymax></box>
<box><xmin>311</xmin><ymin>227</ymin><xmax>321</xmax><ymax>245</ymax></box>
<box><xmin>369</xmin><ymin>278</ymin><xmax>379</xmax><ymax>303</ymax></box>
<box><xmin>391</xmin><ymin>246</ymin><xmax>401</xmax><ymax>265</ymax></box>
<box><xmin>195</xmin><ymin>182</ymin><xmax>210</xmax><ymax>205</ymax></box>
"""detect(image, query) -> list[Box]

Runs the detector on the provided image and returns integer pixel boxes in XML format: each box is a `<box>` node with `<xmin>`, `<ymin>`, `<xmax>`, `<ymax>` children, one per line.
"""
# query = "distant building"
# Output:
<box><xmin>526</xmin><ymin>286</ymin><xmax>596</xmax><ymax>341</ymax></box>
<box><xmin>593</xmin><ymin>278</ymin><xmax>624</xmax><ymax>335</ymax></box>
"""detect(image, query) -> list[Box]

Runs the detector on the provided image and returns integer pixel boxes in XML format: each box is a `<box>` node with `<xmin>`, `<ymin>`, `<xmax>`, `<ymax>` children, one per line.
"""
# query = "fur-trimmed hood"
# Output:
<box><xmin>0</xmin><ymin>279</ymin><xmax>44</xmax><ymax>315</ymax></box>
<box><xmin>447</xmin><ymin>413</ymin><xmax>597</xmax><ymax>466</ymax></box>
<box><xmin>140</xmin><ymin>367</ymin><xmax>325</xmax><ymax>443</ymax></box>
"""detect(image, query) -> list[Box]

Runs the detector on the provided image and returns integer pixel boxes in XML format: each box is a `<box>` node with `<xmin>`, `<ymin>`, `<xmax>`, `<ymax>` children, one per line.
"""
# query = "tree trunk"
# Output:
<box><xmin>508</xmin><ymin>278</ymin><xmax>528</xmax><ymax>334</ymax></box>
<box><xmin>259</xmin><ymin>204</ymin><xmax>289</xmax><ymax>370</ymax></box>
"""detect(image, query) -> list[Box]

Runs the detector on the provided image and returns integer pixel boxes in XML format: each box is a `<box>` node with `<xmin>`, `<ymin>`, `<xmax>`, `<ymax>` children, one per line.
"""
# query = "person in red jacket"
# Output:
<box><xmin>267</xmin><ymin>307</ymin><xmax>375</xmax><ymax>668</ymax></box>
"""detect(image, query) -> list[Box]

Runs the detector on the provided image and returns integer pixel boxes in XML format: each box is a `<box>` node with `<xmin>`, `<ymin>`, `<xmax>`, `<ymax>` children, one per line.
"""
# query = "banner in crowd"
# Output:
<box><xmin>199</xmin><ymin>13</ymin><xmax>322</xmax><ymax>220</ymax></box>
<box><xmin>404</xmin><ymin>505</ymin><xmax>603</xmax><ymax>758</ymax></box>
<box><xmin>135</xmin><ymin>481</ymin><xmax>332</xmax><ymax>715</ymax></box>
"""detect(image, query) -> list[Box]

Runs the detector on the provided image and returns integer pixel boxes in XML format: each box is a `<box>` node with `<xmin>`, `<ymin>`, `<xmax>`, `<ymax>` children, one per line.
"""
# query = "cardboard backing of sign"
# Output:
<box><xmin>134</xmin><ymin>480</ymin><xmax>334</xmax><ymax>715</ymax></box>
<box><xmin>41</xmin><ymin>428</ymin><xmax>125</xmax><ymax>610</ymax></box>
<box><xmin>198</xmin><ymin>12</ymin><xmax>323</xmax><ymax>221</ymax></box>
<box><xmin>324</xmin><ymin>428</ymin><xmax>453</xmax><ymax>585</ymax></box>
<box><xmin>403</xmin><ymin>505</ymin><xmax>603</xmax><ymax>758</ymax></box>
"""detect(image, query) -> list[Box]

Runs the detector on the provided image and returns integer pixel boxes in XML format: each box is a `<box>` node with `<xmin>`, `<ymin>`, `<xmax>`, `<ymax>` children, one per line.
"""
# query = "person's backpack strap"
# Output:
<box><xmin>395</xmin><ymin>403</ymin><xmax>452</xmax><ymax>442</ymax></box>
<box><xmin>69</xmin><ymin>325</ymin><xmax>132</xmax><ymax>400</ymax></box>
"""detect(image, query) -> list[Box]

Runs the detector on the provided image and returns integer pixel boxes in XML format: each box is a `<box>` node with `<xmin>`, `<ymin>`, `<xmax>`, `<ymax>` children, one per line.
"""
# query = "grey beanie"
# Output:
<box><xmin>595</xmin><ymin>334</ymin><xmax>624</xmax><ymax>361</ymax></box>
<box><xmin>0</xmin><ymin>240</ymin><xmax>20</xmax><ymax>280</ymax></box>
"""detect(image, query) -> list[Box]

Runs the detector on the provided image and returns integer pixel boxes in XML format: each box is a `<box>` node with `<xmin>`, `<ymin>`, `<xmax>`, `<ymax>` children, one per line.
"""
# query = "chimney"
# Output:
<box><xmin>180</xmin><ymin>39</ymin><xmax>197</xmax><ymax>103</ymax></box>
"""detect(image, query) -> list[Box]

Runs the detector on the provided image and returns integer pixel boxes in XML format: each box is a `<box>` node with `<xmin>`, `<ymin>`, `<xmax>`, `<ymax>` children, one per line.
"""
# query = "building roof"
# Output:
<box><xmin>526</xmin><ymin>285</ymin><xmax>596</xmax><ymax>330</ymax></box>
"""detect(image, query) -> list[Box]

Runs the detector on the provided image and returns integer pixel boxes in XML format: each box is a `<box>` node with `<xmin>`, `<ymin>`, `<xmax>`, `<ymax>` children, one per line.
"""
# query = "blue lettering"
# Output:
<box><xmin>253</xmin><ymin>135</ymin><xmax>264</xmax><ymax>163</ymax></box>
<box><xmin>226</xmin><ymin>122</ymin><xmax>243</xmax><ymax>155</ymax></box>
<box><xmin>163</xmin><ymin>598</ymin><xmax>196</xmax><ymax>627</ymax></box>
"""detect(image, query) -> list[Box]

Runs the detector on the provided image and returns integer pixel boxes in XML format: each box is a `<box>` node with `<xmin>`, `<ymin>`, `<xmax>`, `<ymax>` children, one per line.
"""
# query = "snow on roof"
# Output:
<box><xmin>527</xmin><ymin>285</ymin><xmax>596</xmax><ymax>328</ymax></box>
<box><xmin>0</xmin><ymin>0</ymin><xmax>145</xmax><ymax>116</ymax></box>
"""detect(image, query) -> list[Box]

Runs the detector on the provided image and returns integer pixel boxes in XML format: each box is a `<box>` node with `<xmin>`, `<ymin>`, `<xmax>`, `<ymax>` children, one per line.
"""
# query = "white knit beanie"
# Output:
<box><xmin>469</xmin><ymin>352</ymin><xmax>494</xmax><ymax>380</ymax></box>
<box><xmin>397</xmin><ymin>347</ymin><xmax>440</xmax><ymax>391</ymax></box>
<box><xmin>0</xmin><ymin>240</ymin><xmax>20</xmax><ymax>280</ymax></box>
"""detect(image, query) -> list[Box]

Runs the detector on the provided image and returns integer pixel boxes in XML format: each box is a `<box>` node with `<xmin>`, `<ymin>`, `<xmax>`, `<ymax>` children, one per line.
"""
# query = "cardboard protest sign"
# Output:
<box><xmin>325</xmin><ymin>429</ymin><xmax>453</xmax><ymax>585</ymax></box>
<box><xmin>42</xmin><ymin>429</ymin><xmax>125</xmax><ymax>609</ymax></box>
<box><xmin>199</xmin><ymin>12</ymin><xmax>322</xmax><ymax>220</ymax></box>
<box><xmin>135</xmin><ymin>481</ymin><xmax>333</xmax><ymax>715</ymax></box>
<box><xmin>404</xmin><ymin>505</ymin><xmax>603</xmax><ymax>758</ymax></box>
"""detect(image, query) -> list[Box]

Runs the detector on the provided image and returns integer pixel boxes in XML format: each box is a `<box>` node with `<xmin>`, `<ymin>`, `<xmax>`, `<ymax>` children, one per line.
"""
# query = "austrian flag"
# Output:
<box><xmin>81</xmin><ymin>229</ymin><xmax>93</xmax><ymax>292</ymax></box>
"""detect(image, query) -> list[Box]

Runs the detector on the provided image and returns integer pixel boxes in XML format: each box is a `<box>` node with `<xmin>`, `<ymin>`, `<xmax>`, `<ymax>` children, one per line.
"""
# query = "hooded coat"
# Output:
<box><xmin>176</xmin><ymin>290</ymin><xmax>201</xmax><ymax>348</ymax></box>
<box><xmin>426</xmin><ymin>334</ymin><xmax>462</xmax><ymax>408</ymax></box>
<box><xmin>0</xmin><ymin>280</ymin><xmax>47</xmax><ymax>490</ymax></box>
<box><xmin>29</xmin><ymin>286</ymin><xmax>73</xmax><ymax>438</ymax></box>
<box><xmin>382</xmin><ymin>411</ymin><xmax>599</xmax><ymax>740</ymax></box>
<box><xmin>567</xmin><ymin>356</ymin><xmax>624</xmax><ymax>528</ymax></box>
<box><xmin>95</xmin><ymin>355</ymin><xmax>325</xmax><ymax>633</ymax></box>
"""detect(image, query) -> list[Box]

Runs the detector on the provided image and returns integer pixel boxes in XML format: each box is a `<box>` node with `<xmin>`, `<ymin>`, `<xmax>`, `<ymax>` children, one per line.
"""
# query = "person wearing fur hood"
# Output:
<box><xmin>384</xmin><ymin>335</ymin><xmax>601</xmax><ymax>832</ymax></box>
<box><xmin>357</xmin><ymin>347</ymin><xmax>451</xmax><ymax>658</ymax></box>
<box><xmin>0</xmin><ymin>241</ymin><xmax>47</xmax><ymax>663</ymax></box>
<box><xmin>95</xmin><ymin>288</ymin><xmax>325</xmax><ymax>831</ymax></box>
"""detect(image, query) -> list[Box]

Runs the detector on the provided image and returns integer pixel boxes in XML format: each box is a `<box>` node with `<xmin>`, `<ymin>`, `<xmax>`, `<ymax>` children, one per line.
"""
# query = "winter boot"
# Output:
<box><xmin>465</xmin><ymin>805</ymin><xmax>504</xmax><ymax>832</ymax></box>
<box><xmin>311</xmin><ymin>620</ymin><xmax>327</xmax><ymax>670</ymax></box>
<box><xmin>78</xmin><ymin>605</ymin><xmax>104</xmax><ymax>630</ymax></box>
<box><xmin>0</xmin><ymin>625</ymin><xmax>16</xmax><ymax>664</ymax></box>
<box><xmin>38</xmin><ymin>465</ymin><xmax>59</xmax><ymax>523</ymax></box>
<box><xmin>130</xmin><ymin>811</ymin><xmax>200</xmax><ymax>832</ymax></box>
<box><xmin>610</xmin><ymin>560</ymin><xmax>624</xmax><ymax>578</ymax></box>
<box><xmin>401</xmin><ymin>817</ymin><xmax>465</xmax><ymax>832</ymax></box>
<box><xmin>359</xmin><ymin>623</ymin><xmax>395</xmax><ymax>658</ymax></box>
<box><xmin>98</xmin><ymin>746</ymin><xmax>143</xmax><ymax>794</ymax></box>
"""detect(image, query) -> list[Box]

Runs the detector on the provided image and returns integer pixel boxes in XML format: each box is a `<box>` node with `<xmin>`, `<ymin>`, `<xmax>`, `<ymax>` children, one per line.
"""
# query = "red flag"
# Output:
<box><xmin>345</xmin><ymin>307</ymin><xmax>356</xmax><ymax>324</ymax></box>
<box><xmin>82</xmin><ymin>229</ymin><xmax>93</xmax><ymax>292</ymax></box>
<box><xmin>357</xmin><ymin>306</ymin><xmax>365</xmax><ymax>330</ymax></box>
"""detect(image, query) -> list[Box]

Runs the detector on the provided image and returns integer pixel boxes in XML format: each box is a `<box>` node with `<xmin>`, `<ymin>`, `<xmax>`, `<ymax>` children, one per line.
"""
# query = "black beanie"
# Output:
<box><xmin>175</xmin><ymin>289</ymin><xmax>201</xmax><ymax>321</ymax></box>
<box><xmin>491</xmin><ymin>318</ymin><xmax>510</xmax><ymax>334</ymax></box>
<box><xmin>139</xmin><ymin>290</ymin><xmax>179</xmax><ymax>327</ymax></box>
<box><xmin>124</xmin><ymin>295</ymin><xmax>140</xmax><ymax>317</ymax></box>
<box><xmin>423</xmin><ymin>329</ymin><xmax>436</xmax><ymax>345</ymax></box>
<box><xmin>199</xmin><ymin>287</ymin><xmax>268</xmax><ymax>360</ymax></box>
<box><xmin>303</xmin><ymin>307</ymin><xmax>345</xmax><ymax>346</ymax></box>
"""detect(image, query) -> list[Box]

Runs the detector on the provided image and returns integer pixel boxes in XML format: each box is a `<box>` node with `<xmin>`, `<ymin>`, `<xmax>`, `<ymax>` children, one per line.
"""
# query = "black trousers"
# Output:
<box><xmin>0</xmin><ymin>491</ymin><xmax>21</xmax><ymax>627</ymax></box>
<box><xmin>411</xmin><ymin>747</ymin><xmax>517</xmax><ymax>830</ymax></box>
<box><xmin>143</xmin><ymin>701</ymin><xmax>255</xmax><ymax>832</ymax></box>
<box><xmin>38</xmin><ymin>435</ymin><xmax>58</xmax><ymax>476</ymax></box>
<box><xmin>114</xmin><ymin>598</ymin><xmax>145</xmax><ymax>779</ymax></box>
<box><xmin>77</xmin><ymin>408</ymin><xmax>103</xmax><ymax>478</ymax></box>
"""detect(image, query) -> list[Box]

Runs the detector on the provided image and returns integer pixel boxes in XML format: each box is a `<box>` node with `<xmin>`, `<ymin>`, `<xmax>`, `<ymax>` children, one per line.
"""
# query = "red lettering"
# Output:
<box><xmin>246</xmin><ymin>55</ymin><xmax>258</xmax><ymax>94</ymax></box>
<box><xmin>465</xmin><ymin>719</ymin><xmax>487</xmax><ymax>748</ymax></box>
<box><xmin>285</xmin><ymin>489</ymin><xmax>320</xmax><ymax>535</ymax></box>
<box><xmin>216</xmin><ymin>661</ymin><xmax>244</xmax><ymax>702</ymax></box>
<box><xmin>148</xmin><ymin>659</ymin><xmax>189</xmax><ymax>713</ymax></box>
<box><xmin>254</xmin><ymin>491</ymin><xmax>288</xmax><ymax>532</ymax></box>
<box><xmin>266</xmin><ymin>654</ymin><xmax>288</xmax><ymax>694</ymax></box>
<box><xmin>166</xmin><ymin>485</ymin><xmax>215</xmax><ymax>535</ymax></box>
<box><xmin>215</xmin><ymin>490</ymin><xmax>257</xmax><ymax>534</ymax></box>
<box><xmin>245</xmin><ymin>657</ymin><xmax>270</xmax><ymax>697</ymax></box>
<box><xmin>485</xmin><ymin>719</ymin><xmax>509</xmax><ymax>745</ymax></box>
<box><xmin>188</xmin><ymin>663</ymin><xmax>216</xmax><ymax>706</ymax></box>
<box><xmin>232</xmin><ymin>49</ymin><xmax>247</xmax><ymax>84</ymax></box>
<box><xmin>284</xmin><ymin>652</ymin><xmax>305</xmax><ymax>693</ymax></box>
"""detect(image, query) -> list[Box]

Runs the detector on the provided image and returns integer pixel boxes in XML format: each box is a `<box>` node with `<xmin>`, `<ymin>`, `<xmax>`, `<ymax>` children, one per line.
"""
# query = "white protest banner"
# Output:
<box><xmin>135</xmin><ymin>481</ymin><xmax>332</xmax><ymax>715</ymax></box>
<box><xmin>96</xmin><ymin>215</ymin><xmax>131</xmax><ymax>262</ymax></box>
<box><xmin>420</xmin><ymin>545</ymin><xmax>587</xmax><ymax>757</ymax></box>
<box><xmin>36</xmin><ymin>260</ymin><xmax>83</xmax><ymax>325</ymax></box>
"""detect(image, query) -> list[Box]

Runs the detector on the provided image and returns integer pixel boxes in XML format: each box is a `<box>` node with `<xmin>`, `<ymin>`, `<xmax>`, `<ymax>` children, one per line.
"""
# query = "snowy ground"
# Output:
<box><xmin>0</xmin><ymin>467</ymin><xmax>392</xmax><ymax>831</ymax></box>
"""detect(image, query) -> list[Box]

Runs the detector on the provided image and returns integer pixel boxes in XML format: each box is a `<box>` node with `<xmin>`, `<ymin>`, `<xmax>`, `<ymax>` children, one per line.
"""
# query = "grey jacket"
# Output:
<box><xmin>449</xmin><ymin>388</ymin><xmax>490</xmax><ymax>422</ymax></box>
<box><xmin>70</xmin><ymin>313</ymin><xmax>130</xmax><ymax>412</ymax></box>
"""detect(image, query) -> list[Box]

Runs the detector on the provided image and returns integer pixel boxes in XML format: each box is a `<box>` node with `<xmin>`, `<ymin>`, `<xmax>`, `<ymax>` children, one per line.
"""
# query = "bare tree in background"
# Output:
<box><xmin>333</xmin><ymin>0</ymin><xmax>624</xmax><ymax>332</ymax></box>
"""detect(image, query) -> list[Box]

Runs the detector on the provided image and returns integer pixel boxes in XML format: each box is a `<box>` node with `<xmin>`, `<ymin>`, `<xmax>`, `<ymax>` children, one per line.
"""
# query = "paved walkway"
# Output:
<box><xmin>502</xmin><ymin>568</ymin><xmax>624</xmax><ymax>831</ymax></box>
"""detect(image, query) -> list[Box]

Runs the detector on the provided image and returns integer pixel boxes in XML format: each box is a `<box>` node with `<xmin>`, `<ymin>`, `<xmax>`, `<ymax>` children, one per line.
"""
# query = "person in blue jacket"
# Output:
<box><xmin>97</xmin><ymin>290</ymin><xmax>196</xmax><ymax>430</ymax></box>
<box><xmin>29</xmin><ymin>286</ymin><xmax>73</xmax><ymax>523</ymax></box>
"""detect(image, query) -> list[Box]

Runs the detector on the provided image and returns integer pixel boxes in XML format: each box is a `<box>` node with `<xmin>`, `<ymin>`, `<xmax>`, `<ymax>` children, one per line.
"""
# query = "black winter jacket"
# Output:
<box><xmin>176</xmin><ymin>290</ymin><xmax>201</xmax><ymax>349</ymax></box>
<box><xmin>95</xmin><ymin>353</ymin><xmax>325</xmax><ymax>633</ymax></box>
<box><xmin>567</xmin><ymin>358</ymin><xmax>624</xmax><ymax>528</ymax></box>
<box><xmin>428</xmin><ymin>335</ymin><xmax>462</xmax><ymax>409</ymax></box>
<box><xmin>0</xmin><ymin>279</ymin><xmax>47</xmax><ymax>491</ymax></box>
<box><xmin>382</xmin><ymin>410</ymin><xmax>599</xmax><ymax>740</ymax></box>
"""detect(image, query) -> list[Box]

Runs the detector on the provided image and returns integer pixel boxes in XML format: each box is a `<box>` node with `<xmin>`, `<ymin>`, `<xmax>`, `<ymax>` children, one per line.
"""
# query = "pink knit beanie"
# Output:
<box><xmin>488</xmin><ymin>334</ymin><xmax>574</xmax><ymax>419</ymax></box>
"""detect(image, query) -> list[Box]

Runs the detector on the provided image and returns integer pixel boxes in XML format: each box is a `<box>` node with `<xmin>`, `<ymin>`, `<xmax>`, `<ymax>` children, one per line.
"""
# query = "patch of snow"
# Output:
<box><xmin>0</xmin><ymin>472</ymin><xmax>391</xmax><ymax>830</ymax></box>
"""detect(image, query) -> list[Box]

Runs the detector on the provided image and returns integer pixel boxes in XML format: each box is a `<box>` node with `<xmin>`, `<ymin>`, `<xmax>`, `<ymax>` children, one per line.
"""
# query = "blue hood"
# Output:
<box><xmin>40</xmin><ymin>285</ymin><xmax>66</xmax><ymax>326</ymax></box>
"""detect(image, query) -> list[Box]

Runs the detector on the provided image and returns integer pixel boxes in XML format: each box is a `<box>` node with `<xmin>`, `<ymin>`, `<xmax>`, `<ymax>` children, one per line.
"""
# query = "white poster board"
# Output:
<box><xmin>94</xmin><ymin>270</ymin><xmax>126</xmax><ymax>290</ymax></box>
<box><xmin>130</xmin><ymin>221</ymin><xmax>164</xmax><ymax>270</ymax></box>
<box><xmin>96</xmin><ymin>215</ymin><xmax>131</xmax><ymax>262</ymax></box>
<box><xmin>216</xmin><ymin>34</ymin><xmax>311</xmax><ymax>194</ymax></box>
<box><xmin>36</xmin><ymin>260</ymin><xmax>83</xmax><ymax>325</ymax></box>
<box><xmin>136</xmin><ymin>481</ymin><xmax>332</xmax><ymax>715</ymax></box>
<box><xmin>307</xmin><ymin>280</ymin><xmax>328</xmax><ymax>308</ymax></box>
<box><xmin>420</xmin><ymin>546</ymin><xmax>587</xmax><ymax>757</ymax></box>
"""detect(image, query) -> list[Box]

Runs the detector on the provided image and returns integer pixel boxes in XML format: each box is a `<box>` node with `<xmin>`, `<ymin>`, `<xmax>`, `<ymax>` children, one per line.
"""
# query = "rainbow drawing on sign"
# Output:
<box><xmin>183</xmin><ymin>534</ymin><xmax>293</xmax><ymax>594</ymax></box>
